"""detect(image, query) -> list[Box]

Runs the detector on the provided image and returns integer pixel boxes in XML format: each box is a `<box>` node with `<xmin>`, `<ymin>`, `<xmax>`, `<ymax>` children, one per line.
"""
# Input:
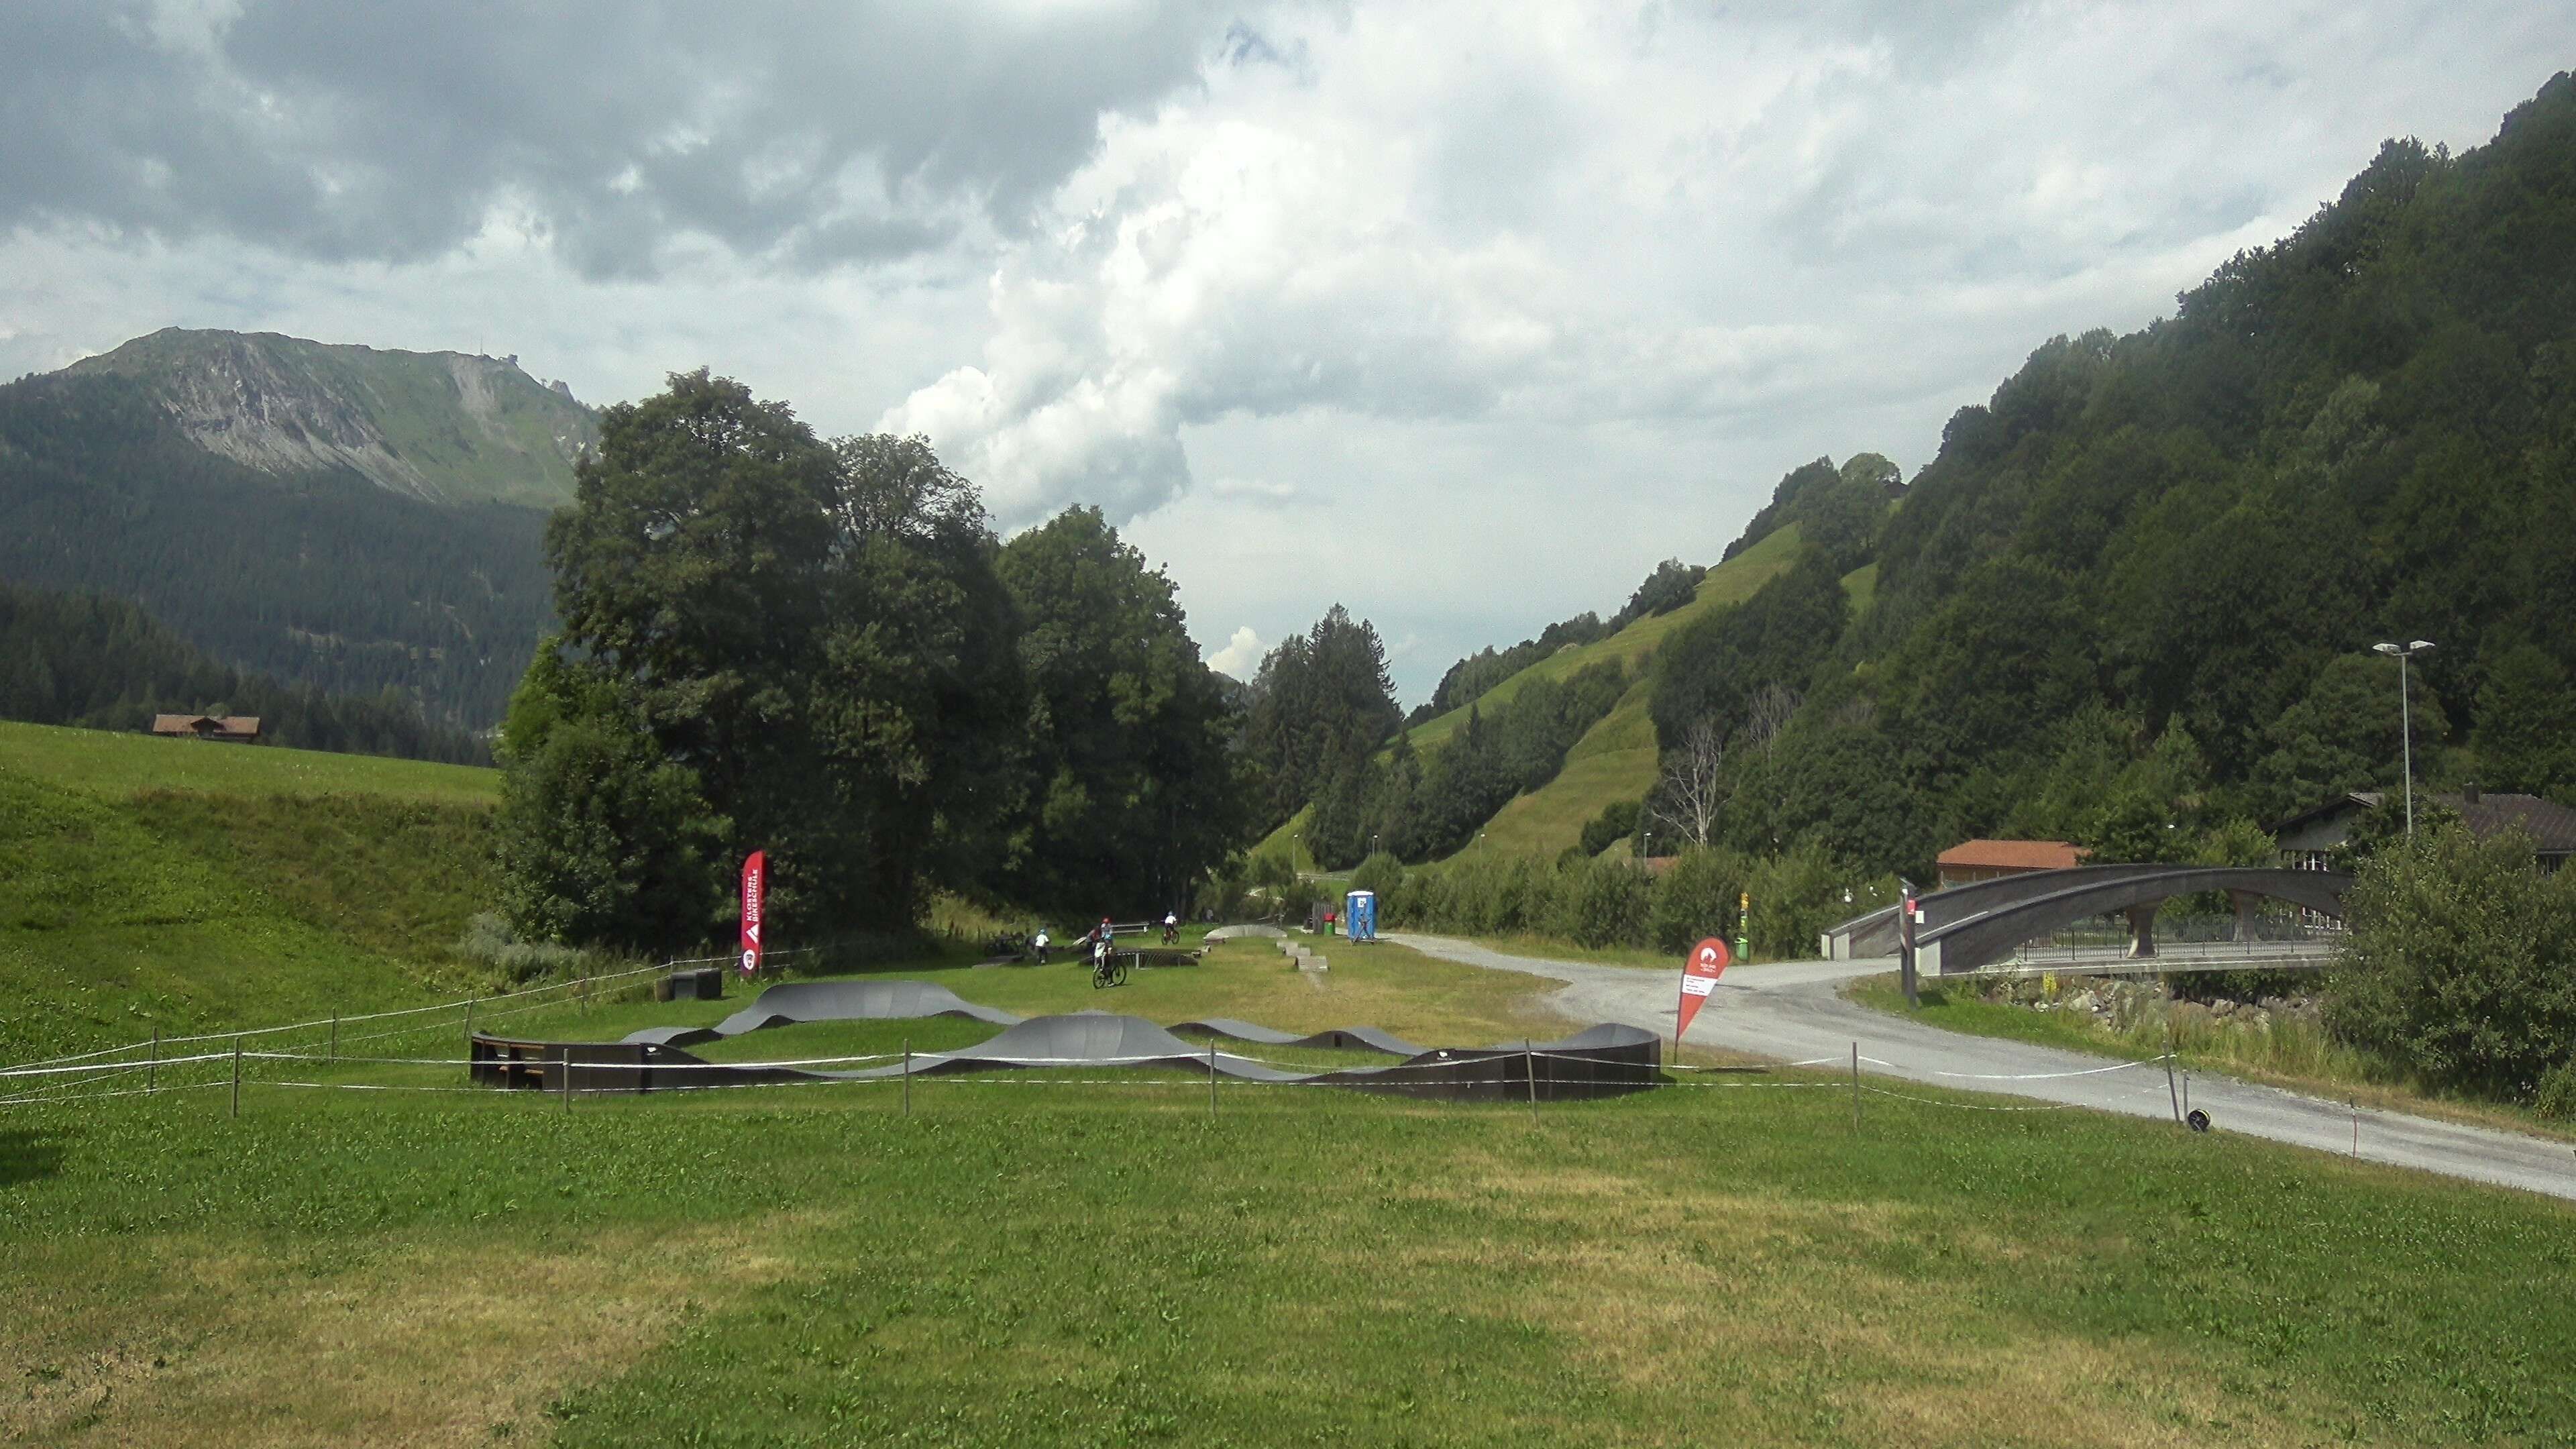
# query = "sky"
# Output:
<box><xmin>3</xmin><ymin>2</ymin><xmax>2570</xmax><ymax>704</ymax></box>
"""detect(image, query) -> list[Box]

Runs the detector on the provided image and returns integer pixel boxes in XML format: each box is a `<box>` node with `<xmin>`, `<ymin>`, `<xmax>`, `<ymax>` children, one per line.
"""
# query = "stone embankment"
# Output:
<box><xmin>1980</xmin><ymin>973</ymin><xmax>2323</xmax><ymax>1036</ymax></box>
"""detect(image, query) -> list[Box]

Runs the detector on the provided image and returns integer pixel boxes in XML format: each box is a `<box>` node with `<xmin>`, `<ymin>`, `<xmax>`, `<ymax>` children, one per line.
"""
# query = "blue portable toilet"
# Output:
<box><xmin>1344</xmin><ymin>890</ymin><xmax>1377</xmax><ymax>943</ymax></box>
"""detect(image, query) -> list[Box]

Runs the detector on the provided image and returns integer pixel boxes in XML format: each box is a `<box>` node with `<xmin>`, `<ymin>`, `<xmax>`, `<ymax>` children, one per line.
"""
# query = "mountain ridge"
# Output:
<box><xmin>62</xmin><ymin>327</ymin><xmax>596</xmax><ymax>509</ymax></box>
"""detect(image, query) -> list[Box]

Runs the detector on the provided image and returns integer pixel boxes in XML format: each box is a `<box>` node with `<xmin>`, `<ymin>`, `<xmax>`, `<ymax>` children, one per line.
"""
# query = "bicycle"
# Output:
<box><xmin>1090</xmin><ymin>942</ymin><xmax>1128</xmax><ymax>989</ymax></box>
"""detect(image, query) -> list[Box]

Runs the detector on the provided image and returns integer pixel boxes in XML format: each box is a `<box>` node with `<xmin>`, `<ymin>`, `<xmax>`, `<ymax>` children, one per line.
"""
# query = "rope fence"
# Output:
<box><xmin>0</xmin><ymin>943</ymin><xmax>851</xmax><ymax>1075</ymax></box>
<box><xmin>0</xmin><ymin>1033</ymin><xmax>2196</xmax><ymax>1130</ymax></box>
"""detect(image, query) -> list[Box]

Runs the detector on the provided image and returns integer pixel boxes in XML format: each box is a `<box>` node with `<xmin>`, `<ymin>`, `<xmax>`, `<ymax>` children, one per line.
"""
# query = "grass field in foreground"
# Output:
<box><xmin>1843</xmin><ymin>973</ymin><xmax>2576</xmax><ymax>1146</ymax></box>
<box><xmin>7</xmin><ymin>1019</ymin><xmax>2573</xmax><ymax>1447</ymax></box>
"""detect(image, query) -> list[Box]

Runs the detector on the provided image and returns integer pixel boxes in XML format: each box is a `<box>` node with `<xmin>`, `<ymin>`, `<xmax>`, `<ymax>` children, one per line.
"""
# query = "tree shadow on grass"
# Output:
<box><xmin>0</xmin><ymin>1127</ymin><xmax>70</xmax><ymax>1187</ymax></box>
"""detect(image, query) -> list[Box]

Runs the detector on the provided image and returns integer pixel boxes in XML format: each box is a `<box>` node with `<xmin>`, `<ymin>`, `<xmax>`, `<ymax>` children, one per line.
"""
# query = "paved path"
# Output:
<box><xmin>1391</xmin><ymin>933</ymin><xmax>2576</xmax><ymax>1203</ymax></box>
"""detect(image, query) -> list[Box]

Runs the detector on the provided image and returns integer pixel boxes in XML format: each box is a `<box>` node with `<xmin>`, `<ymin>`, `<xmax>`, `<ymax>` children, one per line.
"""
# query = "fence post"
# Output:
<box><xmin>2163</xmin><ymin>1036</ymin><xmax>2181</xmax><ymax>1124</ymax></box>
<box><xmin>902</xmin><ymin>1039</ymin><xmax>912</xmax><ymax>1117</ymax></box>
<box><xmin>561</xmin><ymin>1047</ymin><xmax>572</xmax><ymax>1113</ymax></box>
<box><xmin>464</xmin><ymin>996</ymin><xmax>476</xmax><ymax>1040</ymax></box>
<box><xmin>330</xmin><ymin>1012</ymin><xmax>339</xmax><ymax>1062</ymax></box>
<box><xmin>1850</xmin><ymin>1042</ymin><xmax>1860</xmax><ymax>1132</ymax></box>
<box><xmin>1525</xmin><ymin>1040</ymin><xmax>1539</xmax><ymax>1126</ymax></box>
<box><xmin>230</xmin><ymin>1039</ymin><xmax>241</xmax><ymax>1119</ymax></box>
<box><xmin>1210</xmin><ymin>1040</ymin><xmax>1219</xmax><ymax>1120</ymax></box>
<box><xmin>2351</xmin><ymin>1098</ymin><xmax>2359</xmax><ymax>1158</ymax></box>
<box><xmin>149</xmin><ymin>1028</ymin><xmax>159</xmax><ymax>1093</ymax></box>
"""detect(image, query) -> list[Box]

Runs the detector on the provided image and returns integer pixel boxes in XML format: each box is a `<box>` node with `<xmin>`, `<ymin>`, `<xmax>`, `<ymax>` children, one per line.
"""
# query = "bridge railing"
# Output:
<box><xmin>1994</xmin><ymin>936</ymin><xmax>2338</xmax><ymax>976</ymax></box>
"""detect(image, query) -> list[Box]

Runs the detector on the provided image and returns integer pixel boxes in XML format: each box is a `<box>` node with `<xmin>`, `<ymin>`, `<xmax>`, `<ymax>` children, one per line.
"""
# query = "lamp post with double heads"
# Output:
<box><xmin>2372</xmin><ymin>640</ymin><xmax>2435</xmax><ymax>837</ymax></box>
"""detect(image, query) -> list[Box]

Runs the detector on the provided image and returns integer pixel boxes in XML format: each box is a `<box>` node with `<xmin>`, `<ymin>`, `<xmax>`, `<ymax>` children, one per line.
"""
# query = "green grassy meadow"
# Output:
<box><xmin>11</xmin><ymin>718</ymin><xmax>2576</xmax><ymax>1446</ymax></box>
<box><xmin>0</xmin><ymin>720</ymin><xmax>501</xmax><ymax>804</ymax></box>
<box><xmin>0</xmin><ymin>721</ymin><xmax>506</xmax><ymax>1062</ymax></box>
<box><xmin>9</xmin><ymin>1018</ymin><xmax>2576</xmax><ymax>1446</ymax></box>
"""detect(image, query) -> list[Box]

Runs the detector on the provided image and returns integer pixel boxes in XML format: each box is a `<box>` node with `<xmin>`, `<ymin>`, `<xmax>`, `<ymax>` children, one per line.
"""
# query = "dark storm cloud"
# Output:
<box><xmin>0</xmin><ymin>0</ymin><xmax>1230</xmax><ymax>274</ymax></box>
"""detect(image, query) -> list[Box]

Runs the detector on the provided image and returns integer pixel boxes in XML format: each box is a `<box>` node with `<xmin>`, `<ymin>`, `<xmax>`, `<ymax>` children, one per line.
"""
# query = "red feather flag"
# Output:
<box><xmin>739</xmin><ymin>851</ymin><xmax>766</xmax><ymax>977</ymax></box>
<box><xmin>1676</xmin><ymin>936</ymin><xmax>1731</xmax><ymax>1041</ymax></box>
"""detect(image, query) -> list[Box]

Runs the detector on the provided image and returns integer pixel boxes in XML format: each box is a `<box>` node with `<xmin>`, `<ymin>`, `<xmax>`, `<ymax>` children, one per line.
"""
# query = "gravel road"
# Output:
<box><xmin>1391</xmin><ymin>932</ymin><xmax>2576</xmax><ymax>1203</ymax></box>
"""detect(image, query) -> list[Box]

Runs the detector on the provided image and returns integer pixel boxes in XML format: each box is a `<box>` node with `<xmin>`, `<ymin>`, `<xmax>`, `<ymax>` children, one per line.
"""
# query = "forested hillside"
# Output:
<box><xmin>1262</xmin><ymin>74</ymin><xmax>2576</xmax><ymax>892</ymax></box>
<box><xmin>0</xmin><ymin>582</ymin><xmax>487</xmax><ymax>763</ymax></box>
<box><xmin>1666</xmin><ymin>71</ymin><xmax>2576</xmax><ymax>878</ymax></box>
<box><xmin>0</xmin><ymin>366</ymin><xmax>555</xmax><ymax>729</ymax></box>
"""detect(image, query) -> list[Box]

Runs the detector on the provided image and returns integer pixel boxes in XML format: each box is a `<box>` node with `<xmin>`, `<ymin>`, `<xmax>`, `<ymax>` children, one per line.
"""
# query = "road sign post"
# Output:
<box><xmin>1895</xmin><ymin>876</ymin><xmax>1919</xmax><ymax>1008</ymax></box>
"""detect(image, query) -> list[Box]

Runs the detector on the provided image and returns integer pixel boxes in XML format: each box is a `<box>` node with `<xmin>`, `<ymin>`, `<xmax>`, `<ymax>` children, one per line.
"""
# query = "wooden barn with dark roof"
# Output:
<box><xmin>149</xmin><ymin>713</ymin><xmax>262</xmax><ymax>744</ymax></box>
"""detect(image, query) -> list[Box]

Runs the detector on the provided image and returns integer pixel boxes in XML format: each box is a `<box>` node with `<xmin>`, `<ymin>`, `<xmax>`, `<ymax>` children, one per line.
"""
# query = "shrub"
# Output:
<box><xmin>2536</xmin><ymin>1063</ymin><xmax>2576</xmax><ymax>1122</ymax></box>
<box><xmin>1564</xmin><ymin>857</ymin><xmax>1652</xmax><ymax>949</ymax></box>
<box><xmin>454</xmin><ymin>912</ymin><xmax>588</xmax><ymax>985</ymax></box>
<box><xmin>1350</xmin><ymin>851</ymin><xmax>1406</xmax><ymax>900</ymax></box>
<box><xmin>1580</xmin><ymin>798</ymin><xmax>1642</xmax><ymax>857</ymax></box>
<box><xmin>2324</xmin><ymin>824</ymin><xmax>2576</xmax><ymax>1104</ymax></box>
<box><xmin>1649</xmin><ymin>847</ymin><xmax>1748</xmax><ymax>953</ymax></box>
<box><xmin>1744</xmin><ymin>842</ymin><xmax>1858</xmax><ymax>961</ymax></box>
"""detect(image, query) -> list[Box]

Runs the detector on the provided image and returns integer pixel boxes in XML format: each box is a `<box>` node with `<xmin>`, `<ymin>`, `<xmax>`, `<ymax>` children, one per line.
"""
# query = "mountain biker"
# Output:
<box><xmin>1161</xmin><ymin>910</ymin><xmax>1179</xmax><ymax>945</ymax></box>
<box><xmin>1091</xmin><ymin>916</ymin><xmax>1114</xmax><ymax>968</ymax></box>
<box><xmin>1032</xmin><ymin>927</ymin><xmax>1051</xmax><ymax>965</ymax></box>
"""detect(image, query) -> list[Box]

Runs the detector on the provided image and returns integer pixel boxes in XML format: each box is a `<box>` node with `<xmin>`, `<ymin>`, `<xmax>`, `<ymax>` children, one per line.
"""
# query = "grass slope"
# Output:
<box><xmin>1406</xmin><ymin>523</ymin><xmax>1811</xmax><ymax>756</ymax></box>
<box><xmin>5</xmin><ymin>945</ymin><xmax>2571</xmax><ymax>1446</ymax></box>
<box><xmin>1252</xmin><ymin>527</ymin><xmax>1817</xmax><ymax>865</ymax></box>
<box><xmin>1442</xmin><ymin>525</ymin><xmax>1900</xmax><ymax>861</ymax></box>
<box><xmin>0</xmin><ymin>722</ymin><xmax>504</xmax><ymax>1061</ymax></box>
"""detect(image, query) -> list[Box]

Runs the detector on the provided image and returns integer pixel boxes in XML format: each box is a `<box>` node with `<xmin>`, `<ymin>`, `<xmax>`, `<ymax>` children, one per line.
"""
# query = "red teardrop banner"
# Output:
<box><xmin>1676</xmin><ymin>935</ymin><xmax>1731</xmax><ymax>1041</ymax></box>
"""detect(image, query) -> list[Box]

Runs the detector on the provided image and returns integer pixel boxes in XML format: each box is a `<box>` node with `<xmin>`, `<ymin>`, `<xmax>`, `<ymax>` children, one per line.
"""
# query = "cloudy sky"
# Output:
<box><xmin>3</xmin><ymin>2</ymin><xmax>2569</xmax><ymax>701</ymax></box>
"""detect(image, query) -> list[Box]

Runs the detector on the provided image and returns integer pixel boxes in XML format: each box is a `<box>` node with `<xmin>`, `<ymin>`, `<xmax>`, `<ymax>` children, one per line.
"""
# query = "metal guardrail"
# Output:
<box><xmin>1984</xmin><ymin>937</ymin><xmax>2337</xmax><ymax>978</ymax></box>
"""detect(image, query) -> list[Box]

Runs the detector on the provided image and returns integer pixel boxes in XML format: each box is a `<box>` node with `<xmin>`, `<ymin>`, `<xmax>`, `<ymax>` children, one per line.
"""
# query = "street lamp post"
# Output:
<box><xmin>2372</xmin><ymin>640</ymin><xmax>2435</xmax><ymax>837</ymax></box>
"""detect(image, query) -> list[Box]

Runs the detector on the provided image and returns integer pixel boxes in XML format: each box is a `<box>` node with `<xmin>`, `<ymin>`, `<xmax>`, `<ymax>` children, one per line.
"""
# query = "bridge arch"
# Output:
<box><xmin>1910</xmin><ymin>866</ymin><xmax>2353</xmax><ymax>976</ymax></box>
<box><xmin>1823</xmin><ymin>863</ymin><xmax>2226</xmax><ymax>959</ymax></box>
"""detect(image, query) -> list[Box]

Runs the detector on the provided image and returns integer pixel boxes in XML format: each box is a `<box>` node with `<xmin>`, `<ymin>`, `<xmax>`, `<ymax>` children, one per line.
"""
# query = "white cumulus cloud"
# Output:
<box><xmin>1205</xmin><ymin>625</ymin><xmax>1265</xmax><ymax>680</ymax></box>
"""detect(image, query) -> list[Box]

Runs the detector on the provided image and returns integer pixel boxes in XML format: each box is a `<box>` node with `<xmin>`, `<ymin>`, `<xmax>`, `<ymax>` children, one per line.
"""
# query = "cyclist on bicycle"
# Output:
<box><xmin>1161</xmin><ymin>910</ymin><xmax>1179</xmax><ymax>945</ymax></box>
<box><xmin>1031</xmin><ymin>927</ymin><xmax>1051</xmax><ymax>965</ymax></box>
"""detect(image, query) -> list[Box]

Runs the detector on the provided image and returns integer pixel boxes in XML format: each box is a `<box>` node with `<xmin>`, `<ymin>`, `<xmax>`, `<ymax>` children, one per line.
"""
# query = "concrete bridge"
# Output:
<box><xmin>1821</xmin><ymin>864</ymin><xmax>2353</xmax><ymax>977</ymax></box>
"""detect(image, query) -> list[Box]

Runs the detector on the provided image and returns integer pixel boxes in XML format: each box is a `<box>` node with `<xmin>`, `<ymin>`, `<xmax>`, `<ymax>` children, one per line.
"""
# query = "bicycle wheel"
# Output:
<box><xmin>1110</xmin><ymin>956</ymin><xmax>1129</xmax><ymax>987</ymax></box>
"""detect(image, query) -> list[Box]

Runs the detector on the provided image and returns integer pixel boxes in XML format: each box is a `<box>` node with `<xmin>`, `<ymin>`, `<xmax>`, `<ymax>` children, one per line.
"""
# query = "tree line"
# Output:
<box><xmin>1617</xmin><ymin>77</ymin><xmax>2576</xmax><ymax>889</ymax></box>
<box><xmin>0</xmin><ymin>579</ymin><xmax>488</xmax><ymax>763</ymax></box>
<box><xmin>494</xmin><ymin>371</ymin><xmax>1244</xmax><ymax>954</ymax></box>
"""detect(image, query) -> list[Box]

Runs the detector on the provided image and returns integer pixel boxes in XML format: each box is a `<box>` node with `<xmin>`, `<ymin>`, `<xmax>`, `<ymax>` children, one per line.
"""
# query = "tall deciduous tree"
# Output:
<box><xmin>499</xmin><ymin>373</ymin><xmax>1023</xmax><ymax>950</ymax></box>
<box><xmin>996</xmin><ymin>505</ymin><xmax>1244</xmax><ymax>915</ymax></box>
